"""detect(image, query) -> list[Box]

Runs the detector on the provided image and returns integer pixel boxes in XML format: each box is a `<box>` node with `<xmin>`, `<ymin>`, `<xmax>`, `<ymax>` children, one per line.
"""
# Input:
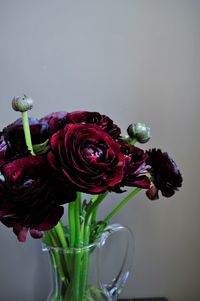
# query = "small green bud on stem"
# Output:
<box><xmin>127</xmin><ymin>123</ymin><xmax>151</xmax><ymax>144</ymax></box>
<box><xmin>11</xmin><ymin>95</ymin><xmax>35</xmax><ymax>155</ymax></box>
<box><xmin>12</xmin><ymin>95</ymin><xmax>33</xmax><ymax>112</ymax></box>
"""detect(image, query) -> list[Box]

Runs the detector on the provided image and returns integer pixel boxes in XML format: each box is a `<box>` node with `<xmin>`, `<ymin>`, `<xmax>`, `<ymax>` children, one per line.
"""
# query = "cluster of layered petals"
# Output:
<box><xmin>0</xmin><ymin>156</ymin><xmax>76</xmax><ymax>241</ymax></box>
<box><xmin>66</xmin><ymin>111</ymin><xmax>121</xmax><ymax>139</ymax></box>
<box><xmin>40</xmin><ymin>110</ymin><xmax>121</xmax><ymax>139</ymax></box>
<box><xmin>48</xmin><ymin>123</ymin><xmax>124</xmax><ymax>193</ymax></box>
<box><xmin>0</xmin><ymin>110</ymin><xmax>183</xmax><ymax>241</ymax></box>
<box><xmin>0</xmin><ymin>111</ymin><xmax>121</xmax><ymax>168</ymax></box>
<box><xmin>111</xmin><ymin>141</ymin><xmax>150</xmax><ymax>192</ymax></box>
<box><xmin>0</xmin><ymin>118</ymin><xmax>49</xmax><ymax>167</ymax></box>
<box><xmin>146</xmin><ymin>149</ymin><xmax>183</xmax><ymax>200</ymax></box>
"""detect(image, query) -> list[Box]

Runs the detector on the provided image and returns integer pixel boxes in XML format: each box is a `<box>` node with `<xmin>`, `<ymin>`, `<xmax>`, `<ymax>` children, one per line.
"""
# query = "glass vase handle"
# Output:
<box><xmin>97</xmin><ymin>223</ymin><xmax>134</xmax><ymax>301</ymax></box>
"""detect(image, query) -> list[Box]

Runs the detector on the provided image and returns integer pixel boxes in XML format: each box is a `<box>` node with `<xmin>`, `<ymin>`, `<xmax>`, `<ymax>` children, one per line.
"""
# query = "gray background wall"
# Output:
<box><xmin>0</xmin><ymin>1</ymin><xmax>199</xmax><ymax>300</ymax></box>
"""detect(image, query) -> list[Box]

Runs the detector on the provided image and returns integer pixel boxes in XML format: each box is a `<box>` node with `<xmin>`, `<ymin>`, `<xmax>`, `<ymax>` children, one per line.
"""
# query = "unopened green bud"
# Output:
<box><xmin>12</xmin><ymin>95</ymin><xmax>33</xmax><ymax>112</ymax></box>
<box><xmin>127</xmin><ymin>122</ymin><xmax>151</xmax><ymax>143</ymax></box>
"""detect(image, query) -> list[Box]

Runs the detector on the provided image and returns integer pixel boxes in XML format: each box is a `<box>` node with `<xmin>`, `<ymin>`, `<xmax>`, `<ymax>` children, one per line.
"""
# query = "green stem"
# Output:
<box><xmin>122</xmin><ymin>135</ymin><xmax>137</xmax><ymax>145</ymax></box>
<box><xmin>68</xmin><ymin>202</ymin><xmax>76</xmax><ymax>248</ymax></box>
<box><xmin>44</xmin><ymin>231</ymin><xmax>66</xmax><ymax>283</ymax></box>
<box><xmin>78</xmin><ymin>192</ymin><xmax>108</xmax><ymax>299</ymax></box>
<box><xmin>85</xmin><ymin>192</ymin><xmax>108</xmax><ymax>225</ymax></box>
<box><xmin>104</xmin><ymin>187</ymin><xmax>142</xmax><ymax>224</ymax></box>
<box><xmin>22</xmin><ymin>111</ymin><xmax>34</xmax><ymax>155</ymax></box>
<box><xmin>91</xmin><ymin>205</ymin><xmax>99</xmax><ymax>224</ymax></box>
<box><xmin>72</xmin><ymin>192</ymin><xmax>82</xmax><ymax>301</ymax></box>
<box><xmin>83</xmin><ymin>216</ymin><xmax>92</xmax><ymax>246</ymax></box>
<box><xmin>130</xmin><ymin>138</ymin><xmax>137</xmax><ymax>145</ymax></box>
<box><xmin>51</xmin><ymin>225</ymin><xmax>73</xmax><ymax>286</ymax></box>
<box><xmin>79</xmin><ymin>215</ymin><xmax>91</xmax><ymax>300</ymax></box>
<box><xmin>54</xmin><ymin>222</ymin><xmax>68</xmax><ymax>248</ymax></box>
<box><xmin>74</xmin><ymin>192</ymin><xmax>81</xmax><ymax>247</ymax></box>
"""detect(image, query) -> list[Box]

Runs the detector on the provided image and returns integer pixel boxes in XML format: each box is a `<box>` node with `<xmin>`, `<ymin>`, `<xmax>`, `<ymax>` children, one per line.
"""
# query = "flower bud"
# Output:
<box><xmin>127</xmin><ymin>122</ymin><xmax>151</xmax><ymax>143</ymax></box>
<box><xmin>12</xmin><ymin>95</ymin><xmax>33</xmax><ymax>112</ymax></box>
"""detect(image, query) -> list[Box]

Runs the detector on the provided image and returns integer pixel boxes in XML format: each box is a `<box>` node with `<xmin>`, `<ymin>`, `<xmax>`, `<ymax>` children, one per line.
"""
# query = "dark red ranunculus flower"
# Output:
<box><xmin>40</xmin><ymin>111</ymin><xmax>67</xmax><ymax>134</ymax></box>
<box><xmin>48</xmin><ymin>123</ymin><xmax>124</xmax><ymax>194</ymax></box>
<box><xmin>1</xmin><ymin>118</ymin><xmax>49</xmax><ymax>165</ymax></box>
<box><xmin>0</xmin><ymin>155</ymin><xmax>76</xmax><ymax>241</ymax></box>
<box><xmin>146</xmin><ymin>148</ymin><xmax>183</xmax><ymax>200</ymax></box>
<box><xmin>67</xmin><ymin>111</ymin><xmax>121</xmax><ymax>139</ymax></box>
<box><xmin>112</xmin><ymin>142</ymin><xmax>150</xmax><ymax>192</ymax></box>
<box><xmin>40</xmin><ymin>111</ymin><xmax>121</xmax><ymax>139</ymax></box>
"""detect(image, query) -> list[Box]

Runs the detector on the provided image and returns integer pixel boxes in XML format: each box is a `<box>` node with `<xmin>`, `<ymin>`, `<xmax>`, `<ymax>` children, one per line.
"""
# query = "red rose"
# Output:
<box><xmin>48</xmin><ymin>123</ymin><xmax>124</xmax><ymax>193</ymax></box>
<box><xmin>0</xmin><ymin>155</ymin><xmax>76</xmax><ymax>241</ymax></box>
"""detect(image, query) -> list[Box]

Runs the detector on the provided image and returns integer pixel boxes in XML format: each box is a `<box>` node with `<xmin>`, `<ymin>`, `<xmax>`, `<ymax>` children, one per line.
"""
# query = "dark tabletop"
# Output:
<box><xmin>119</xmin><ymin>299</ymin><xmax>168</xmax><ymax>301</ymax></box>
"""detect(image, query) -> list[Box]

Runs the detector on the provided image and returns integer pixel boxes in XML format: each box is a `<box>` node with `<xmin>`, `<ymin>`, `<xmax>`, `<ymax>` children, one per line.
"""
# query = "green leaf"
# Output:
<box><xmin>33</xmin><ymin>139</ymin><xmax>50</xmax><ymax>155</ymax></box>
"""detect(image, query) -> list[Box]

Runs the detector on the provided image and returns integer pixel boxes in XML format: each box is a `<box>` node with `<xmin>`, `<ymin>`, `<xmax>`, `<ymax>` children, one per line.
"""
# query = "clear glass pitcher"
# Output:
<box><xmin>42</xmin><ymin>224</ymin><xmax>134</xmax><ymax>301</ymax></box>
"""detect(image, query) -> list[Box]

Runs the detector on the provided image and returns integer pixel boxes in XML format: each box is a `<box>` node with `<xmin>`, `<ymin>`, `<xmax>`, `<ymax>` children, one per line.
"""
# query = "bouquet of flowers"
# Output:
<box><xmin>0</xmin><ymin>96</ymin><xmax>182</xmax><ymax>301</ymax></box>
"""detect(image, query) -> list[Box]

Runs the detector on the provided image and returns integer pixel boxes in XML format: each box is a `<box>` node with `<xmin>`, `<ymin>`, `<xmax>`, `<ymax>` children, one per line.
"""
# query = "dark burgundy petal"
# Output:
<box><xmin>37</xmin><ymin>206</ymin><xmax>64</xmax><ymax>231</ymax></box>
<box><xmin>47</xmin><ymin>151</ymin><xmax>61</xmax><ymax>171</ymax></box>
<box><xmin>2</xmin><ymin>155</ymin><xmax>49</xmax><ymax>186</ymax></box>
<box><xmin>13</xmin><ymin>225</ymin><xmax>29</xmax><ymax>242</ymax></box>
<box><xmin>0</xmin><ymin>209</ymin><xmax>10</xmax><ymax>217</ymax></box>
<box><xmin>30</xmin><ymin>229</ymin><xmax>43</xmax><ymax>239</ymax></box>
<box><xmin>67</xmin><ymin>111</ymin><xmax>101</xmax><ymax>124</ymax></box>
<box><xmin>50</xmin><ymin>130</ymin><xmax>64</xmax><ymax>150</ymax></box>
<box><xmin>146</xmin><ymin>185</ymin><xmax>159</xmax><ymax>200</ymax></box>
<box><xmin>125</xmin><ymin>175</ymin><xmax>151</xmax><ymax>189</ymax></box>
<box><xmin>161</xmin><ymin>188</ymin><xmax>175</xmax><ymax>198</ymax></box>
<box><xmin>40</xmin><ymin>112</ymin><xmax>67</xmax><ymax>133</ymax></box>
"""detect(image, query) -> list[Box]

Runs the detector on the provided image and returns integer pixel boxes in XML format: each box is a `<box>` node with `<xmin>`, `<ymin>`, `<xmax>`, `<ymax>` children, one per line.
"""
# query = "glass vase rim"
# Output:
<box><xmin>42</xmin><ymin>235</ymin><xmax>102</xmax><ymax>252</ymax></box>
<box><xmin>42</xmin><ymin>223</ymin><xmax>127</xmax><ymax>252</ymax></box>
